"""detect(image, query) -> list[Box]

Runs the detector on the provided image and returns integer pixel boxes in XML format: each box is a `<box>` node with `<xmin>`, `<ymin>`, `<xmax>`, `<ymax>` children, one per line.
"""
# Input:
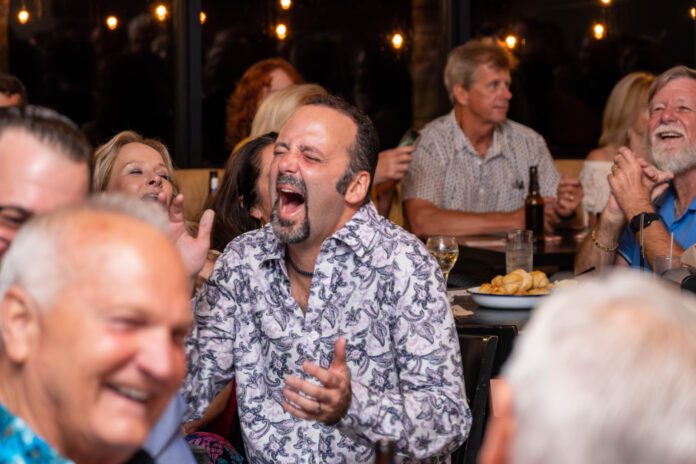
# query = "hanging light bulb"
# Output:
<box><xmin>200</xmin><ymin>11</ymin><xmax>207</xmax><ymax>24</ymax></box>
<box><xmin>600</xmin><ymin>0</ymin><xmax>611</xmax><ymax>5</ymax></box>
<box><xmin>276</xmin><ymin>23</ymin><xmax>288</xmax><ymax>40</ymax></box>
<box><xmin>593</xmin><ymin>23</ymin><xmax>605</xmax><ymax>40</ymax></box>
<box><xmin>691</xmin><ymin>7</ymin><xmax>696</xmax><ymax>20</ymax></box>
<box><xmin>18</xmin><ymin>9</ymin><xmax>30</xmax><ymax>24</ymax></box>
<box><xmin>391</xmin><ymin>33</ymin><xmax>404</xmax><ymax>49</ymax></box>
<box><xmin>280</xmin><ymin>0</ymin><xmax>292</xmax><ymax>10</ymax></box>
<box><xmin>106</xmin><ymin>16</ymin><xmax>118</xmax><ymax>30</ymax></box>
<box><xmin>155</xmin><ymin>5</ymin><xmax>168</xmax><ymax>21</ymax></box>
<box><xmin>504</xmin><ymin>34</ymin><xmax>518</xmax><ymax>50</ymax></box>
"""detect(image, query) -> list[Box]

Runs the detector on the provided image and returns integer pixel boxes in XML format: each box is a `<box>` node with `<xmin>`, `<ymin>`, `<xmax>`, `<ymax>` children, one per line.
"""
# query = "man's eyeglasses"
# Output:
<box><xmin>0</xmin><ymin>206</ymin><xmax>34</xmax><ymax>230</ymax></box>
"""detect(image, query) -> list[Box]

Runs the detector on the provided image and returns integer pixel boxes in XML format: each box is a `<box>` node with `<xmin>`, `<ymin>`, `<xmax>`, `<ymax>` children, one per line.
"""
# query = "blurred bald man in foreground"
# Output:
<box><xmin>0</xmin><ymin>196</ymin><xmax>192</xmax><ymax>463</ymax></box>
<box><xmin>479</xmin><ymin>271</ymin><xmax>696</xmax><ymax>464</ymax></box>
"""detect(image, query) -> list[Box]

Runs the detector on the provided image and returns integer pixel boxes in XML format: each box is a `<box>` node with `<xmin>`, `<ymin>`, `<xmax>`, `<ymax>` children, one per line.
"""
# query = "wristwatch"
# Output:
<box><xmin>629</xmin><ymin>212</ymin><xmax>660</xmax><ymax>234</ymax></box>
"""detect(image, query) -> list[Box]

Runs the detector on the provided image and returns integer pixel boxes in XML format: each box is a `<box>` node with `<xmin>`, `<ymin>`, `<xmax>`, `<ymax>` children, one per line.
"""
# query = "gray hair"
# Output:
<box><xmin>0</xmin><ymin>193</ymin><xmax>168</xmax><ymax>342</ymax></box>
<box><xmin>443</xmin><ymin>37</ymin><xmax>517</xmax><ymax>103</ymax></box>
<box><xmin>303</xmin><ymin>94</ymin><xmax>379</xmax><ymax>202</ymax></box>
<box><xmin>504</xmin><ymin>271</ymin><xmax>696</xmax><ymax>464</ymax></box>
<box><xmin>648</xmin><ymin>65</ymin><xmax>696</xmax><ymax>109</ymax></box>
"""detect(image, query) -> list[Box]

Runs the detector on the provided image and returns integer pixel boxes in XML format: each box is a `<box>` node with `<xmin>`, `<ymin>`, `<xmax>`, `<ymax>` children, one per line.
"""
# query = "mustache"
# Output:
<box><xmin>275</xmin><ymin>174</ymin><xmax>307</xmax><ymax>197</ymax></box>
<box><xmin>652</xmin><ymin>124</ymin><xmax>687</xmax><ymax>138</ymax></box>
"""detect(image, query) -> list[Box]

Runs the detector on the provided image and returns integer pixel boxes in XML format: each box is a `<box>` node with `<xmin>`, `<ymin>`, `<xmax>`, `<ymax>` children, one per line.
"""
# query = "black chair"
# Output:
<box><xmin>450</xmin><ymin>334</ymin><xmax>498</xmax><ymax>464</ymax></box>
<box><xmin>456</xmin><ymin>324</ymin><xmax>518</xmax><ymax>377</ymax></box>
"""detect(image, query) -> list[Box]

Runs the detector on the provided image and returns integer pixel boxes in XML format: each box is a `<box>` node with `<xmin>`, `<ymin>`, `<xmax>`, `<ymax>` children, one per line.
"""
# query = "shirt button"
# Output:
<box><xmin>309</xmin><ymin>331</ymin><xmax>320</xmax><ymax>342</ymax></box>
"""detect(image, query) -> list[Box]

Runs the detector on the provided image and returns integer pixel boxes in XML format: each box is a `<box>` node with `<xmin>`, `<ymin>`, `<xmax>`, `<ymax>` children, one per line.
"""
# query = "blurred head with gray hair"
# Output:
<box><xmin>0</xmin><ymin>193</ymin><xmax>191</xmax><ymax>464</ymax></box>
<box><xmin>480</xmin><ymin>271</ymin><xmax>696</xmax><ymax>464</ymax></box>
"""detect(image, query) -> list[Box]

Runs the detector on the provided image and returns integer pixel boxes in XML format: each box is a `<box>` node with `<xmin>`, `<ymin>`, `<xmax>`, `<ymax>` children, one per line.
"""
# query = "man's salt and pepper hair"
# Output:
<box><xmin>504</xmin><ymin>271</ymin><xmax>696</xmax><ymax>464</ymax></box>
<box><xmin>647</xmin><ymin>65</ymin><xmax>696</xmax><ymax>108</ymax></box>
<box><xmin>0</xmin><ymin>193</ymin><xmax>169</xmax><ymax>344</ymax></box>
<box><xmin>303</xmin><ymin>94</ymin><xmax>379</xmax><ymax>202</ymax></box>
<box><xmin>444</xmin><ymin>37</ymin><xmax>518</xmax><ymax>103</ymax></box>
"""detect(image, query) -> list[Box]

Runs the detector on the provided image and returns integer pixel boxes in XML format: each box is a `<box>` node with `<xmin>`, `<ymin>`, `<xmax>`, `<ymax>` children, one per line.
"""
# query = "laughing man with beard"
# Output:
<box><xmin>575</xmin><ymin>65</ymin><xmax>696</xmax><ymax>272</ymax></box>
<box><xmin>183</xmin><ymin>95</ymin><xmax>471</xmax><ymax>463</ymax></box>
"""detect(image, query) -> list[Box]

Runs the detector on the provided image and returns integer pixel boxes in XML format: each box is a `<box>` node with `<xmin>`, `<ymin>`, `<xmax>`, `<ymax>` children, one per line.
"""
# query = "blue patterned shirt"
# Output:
<box><xmin>183</xmin><ymin>203</ymin><xmax>471</xmax><ymax>463</ymax></box>
<box><xmin>0</xmin><ymin>401</ymin><xmax>73</xmax><ymax>464</ymax></box>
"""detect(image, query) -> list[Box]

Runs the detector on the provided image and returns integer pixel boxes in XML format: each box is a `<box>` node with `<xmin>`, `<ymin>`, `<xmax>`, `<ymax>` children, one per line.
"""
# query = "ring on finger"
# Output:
<box><xmin>315</xmin><ymin>401</ymin><xmax>321</xmax><ymax>414</ymax></box>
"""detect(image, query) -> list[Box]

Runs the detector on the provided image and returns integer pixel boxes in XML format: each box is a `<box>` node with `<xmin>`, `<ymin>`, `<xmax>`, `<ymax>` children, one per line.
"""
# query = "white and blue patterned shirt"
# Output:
<box><xmin>183</xmin><ymin>203</ymin><xmax>471</xmax><ymax>463</ymax></box>
<box><xmin>402</xmin><ymin>111</ymin><xmax>561</xmax><ymax>212</ymax></box>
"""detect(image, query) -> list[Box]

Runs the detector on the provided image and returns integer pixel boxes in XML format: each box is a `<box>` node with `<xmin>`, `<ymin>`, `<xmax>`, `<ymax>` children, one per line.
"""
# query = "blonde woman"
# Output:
<box><xmin>249</xmin><ymin>83</ymin><xmax>327</xmax><ymax>138</ymax></box>
<box><xmin>92</xmin><ymin>130</ymin><xmax>180</xmax><ymax>207</ymax></box>
<box><xmin>92</xmin><ymin>130</ymin><xmax>213</xmax><ymax>277</ymax></box>
<box><xmin>580</xmin><ymin>72</ymin><xmax>656</xmax><ymax>221</ymax></box>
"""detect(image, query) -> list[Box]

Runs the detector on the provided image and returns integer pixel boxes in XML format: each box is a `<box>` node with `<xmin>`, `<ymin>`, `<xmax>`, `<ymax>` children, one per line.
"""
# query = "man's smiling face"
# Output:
<box><xmin>648</xmin><ymin>77</ymin><xmax>696</xmax><ymax>174</ymax></box>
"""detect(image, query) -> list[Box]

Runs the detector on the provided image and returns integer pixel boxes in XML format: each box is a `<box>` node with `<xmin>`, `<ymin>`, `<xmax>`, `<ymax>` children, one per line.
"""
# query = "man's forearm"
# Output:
<box><xmin>335</xmin><ymin>375</ymin><xmax>470</xmax><ymax>458</ymax></box>
<box><xmin>406</xmin><ymin>200</ymin><xmax>524</xmax><ymax>237</ymax></box>
<box><xmin>640</xmin><ymin>222</ymin><xmax>685</xmax><ymax>269</ymax></box>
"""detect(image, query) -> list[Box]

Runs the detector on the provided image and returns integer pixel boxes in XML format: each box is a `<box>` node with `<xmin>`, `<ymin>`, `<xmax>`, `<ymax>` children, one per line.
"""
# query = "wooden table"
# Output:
<box><xmin>450</xmin><ymin>230</ymin><xmax>586</xmax><ymax>284</ymax></box>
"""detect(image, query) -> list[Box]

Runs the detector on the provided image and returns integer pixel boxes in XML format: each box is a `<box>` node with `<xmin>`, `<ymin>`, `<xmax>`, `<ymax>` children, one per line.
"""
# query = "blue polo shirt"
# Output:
<box><xmin>617</xmin><ymin>186</ymin><xmax>696</xmax><ymax>269</ymax></box>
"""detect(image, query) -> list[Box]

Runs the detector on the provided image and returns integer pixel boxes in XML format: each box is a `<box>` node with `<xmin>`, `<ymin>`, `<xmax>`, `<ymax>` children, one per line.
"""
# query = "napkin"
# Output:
<box><xmin>451</xmin><ymin>304</ymin><xmax>474</xmax><ymax>317</ymax></box>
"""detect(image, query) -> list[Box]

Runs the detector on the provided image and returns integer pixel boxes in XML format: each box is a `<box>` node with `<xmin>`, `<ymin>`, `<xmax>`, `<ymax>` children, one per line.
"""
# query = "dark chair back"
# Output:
<box><xmin>456</xmin><ymin>324</ymin><xmax>518</xmax><ymax>377</ymax></box>
<box><xmin>450</xmin><ymin>334</ymin><xmax>498</xmax><ymax>464</ymax></box>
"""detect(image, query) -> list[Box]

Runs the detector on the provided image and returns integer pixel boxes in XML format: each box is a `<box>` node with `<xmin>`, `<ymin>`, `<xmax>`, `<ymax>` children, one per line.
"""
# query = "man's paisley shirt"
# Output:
<box><xmin>183</xmin><ymin>203</ymin><xmax>471</xmax><ymax>463</ymax></box>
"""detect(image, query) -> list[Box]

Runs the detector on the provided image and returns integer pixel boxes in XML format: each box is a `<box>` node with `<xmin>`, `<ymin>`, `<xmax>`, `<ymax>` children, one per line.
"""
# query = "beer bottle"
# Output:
<box><xmin>374</xmin><ymin>439</ymin><xmax>395</xmax><ymax>464</ymax></box>
<box><xmin>525</xmin><ymin>166</ymin><xmax>544</xmax><ymax>243</ymax></box>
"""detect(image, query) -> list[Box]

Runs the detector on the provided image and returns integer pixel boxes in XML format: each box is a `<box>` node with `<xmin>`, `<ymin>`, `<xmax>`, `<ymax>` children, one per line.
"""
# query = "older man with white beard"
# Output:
<box><xmin>575</xmin><ymin>65</ymin><xmax>696</xmax><ymax>272</ymax></box>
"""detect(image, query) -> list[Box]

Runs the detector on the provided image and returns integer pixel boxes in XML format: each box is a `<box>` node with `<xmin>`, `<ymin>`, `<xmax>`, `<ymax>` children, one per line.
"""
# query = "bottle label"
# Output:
<box><xmin>210</xmin><ymin>177</ymin><xmax>218</xmax><ymax>193</ymax></box>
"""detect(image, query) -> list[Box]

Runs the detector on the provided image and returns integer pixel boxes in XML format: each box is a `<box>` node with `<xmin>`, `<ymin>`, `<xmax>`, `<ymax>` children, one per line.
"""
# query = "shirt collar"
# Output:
<box><xmin>259</xmin><ymin>203</ymin><xmax>380</xmax><ymax>265</ymax></box>
<box><xmin>448</xmin><ymin>110</ymin><xmax>508</xmax><ymax>161</ymax></box>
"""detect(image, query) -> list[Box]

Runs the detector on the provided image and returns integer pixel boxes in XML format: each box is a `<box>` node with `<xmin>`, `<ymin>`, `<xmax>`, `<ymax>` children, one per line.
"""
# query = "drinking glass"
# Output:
<box><xmin>506</xmin><ymin>229</ymin><xmax>534</xmax><ymax>274</ymax></box>
<box><xmin>653</xmin><ymin>255</ymin><xmax>682</xmax><ymax>277</ymax></box>
<box><xmin>426</xmin><ymin>236</ymin><xmax>459</xmax><ymax>286</ymax></box>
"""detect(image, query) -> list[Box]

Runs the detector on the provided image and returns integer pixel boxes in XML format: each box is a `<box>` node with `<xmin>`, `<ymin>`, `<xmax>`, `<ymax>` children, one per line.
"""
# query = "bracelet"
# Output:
<box><xmin>591</xmin><ymin>228</ymin><xmax>618</xmax><ymax>252</ymax></box>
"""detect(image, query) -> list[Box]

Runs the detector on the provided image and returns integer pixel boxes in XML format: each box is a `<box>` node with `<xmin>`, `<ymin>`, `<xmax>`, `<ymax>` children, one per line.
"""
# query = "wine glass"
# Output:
<box><xmin>426</xmin><ymin>236</ymin><xmax>459</xmax><ymax>287</ymax></box>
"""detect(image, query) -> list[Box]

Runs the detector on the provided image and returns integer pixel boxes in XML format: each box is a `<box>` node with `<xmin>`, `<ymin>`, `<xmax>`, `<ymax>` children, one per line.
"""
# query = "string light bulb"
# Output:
<box><xmin>106</xmin><ymin>16</ymin><xmax>118</xmax><ymax>30</ymax></box>
<box><xmin>600</xmin><ymin>0</ymin><xmax>611</xmax><ymax>5</ymax></box>
<box><xmin>593</xmin><ymin>23</ymin><xmax>605</xmax><ymax>40</ymax></box>
<box><xmin>200</xmin><ymin>11</ymin><xmax>207</xmax><ymax>24</ymax></box>
<box><xmin>691</xmin><ymin>7</ymin><xmax>696</xmax><ymax>20</ymax></box>
<box><xmin>276</xmin><ymin>23</ymin><xmax>288</xmax><ymax>40</ymax></box>
<box><xmin>391</xmin><ymin>33</ymin><xmax>404</xmax><ymax>49</ymax></box>
<box><xmin>155</xmin><ymin>5</ymin><xmax>168</xmax><ymax>21</ymax></box>
<box><xmin>280</xmin><ymin>0</ymin><xmax>292</xmax><ymax>10</ymax></box>
<box><xmin>18</xmin><ymin>9</ymin><xmax>29</xmax><ymax>24</ymax></box>
<box><xmin>504</xmin><ymin>35</ymin><xmax>518</xmax><ymax>50</ymax></box>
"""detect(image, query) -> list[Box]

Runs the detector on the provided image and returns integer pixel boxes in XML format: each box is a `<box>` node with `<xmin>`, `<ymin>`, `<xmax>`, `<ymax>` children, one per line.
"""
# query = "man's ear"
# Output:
<box><xmin>0</xmin><ymin>287</ymin><xmax>40</xmax><ymax>364</ymax></box>
<box><xmin>453</xmin><ymin>83</ymin><xmax>469</xmax><ymax>106</ymax></box>
<box><xmin>478</xmin><ymin>378</ymin><xmax>516</xmax><ymax>464</ymax></box>
<box><xmin>343</xmin><ymin>171</ymin><xmax>371</xmax><ymax>206</ymax></box>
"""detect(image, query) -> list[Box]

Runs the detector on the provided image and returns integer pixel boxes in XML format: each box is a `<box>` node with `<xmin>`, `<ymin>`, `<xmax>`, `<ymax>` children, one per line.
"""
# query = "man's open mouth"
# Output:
<box><xmin>657</xmin><ymin>131</ymin><xmax>683</xmax><ymax>140</ymax></box>
<box><xmin>276</xmin><ymin>175</ymin><xmax>307</xmax><ymax>220</ymax></box>
<box><xmin>654</xmin><ymin>125</ymin><xmax>686</xmax><ymax>142</ymax></box>
<box><xmin>278</xmin><ymin>187</ymin><xmax>305</xmax><ymax>217</ymax></box>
